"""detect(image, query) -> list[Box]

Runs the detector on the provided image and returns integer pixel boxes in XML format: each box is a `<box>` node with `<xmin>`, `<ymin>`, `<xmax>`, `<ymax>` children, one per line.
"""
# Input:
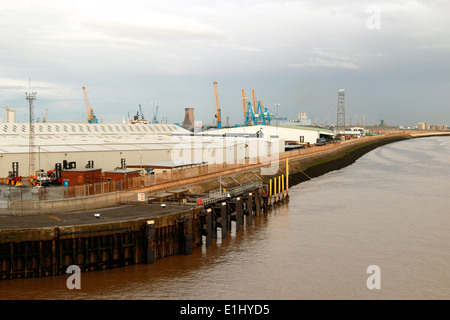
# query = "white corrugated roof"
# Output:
<box><xmin>0</xmin><ymin>122</ymin><xmax>190</xmax><ymax>136</ymax></box>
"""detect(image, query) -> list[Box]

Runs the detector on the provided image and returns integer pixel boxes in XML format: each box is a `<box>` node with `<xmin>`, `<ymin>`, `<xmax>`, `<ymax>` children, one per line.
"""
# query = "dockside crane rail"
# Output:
<box><xmin>82</xmin><ymin>86</ymin><xmax>99</xmax><ymax>124</ymax></box>
<box><xmin>213</xmin><ymin>81</ymin><xmax>221</xmax><ymax>129</ymax></box>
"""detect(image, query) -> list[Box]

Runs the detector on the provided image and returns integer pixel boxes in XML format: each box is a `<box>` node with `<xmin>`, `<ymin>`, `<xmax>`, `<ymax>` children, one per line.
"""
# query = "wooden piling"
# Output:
<box><xmin>286</xmin><ymin>158</ymin><xmax>289</xmax><ymax>197</ymax></box>
<box><xmin>146</xmin><ymin>220</ymin><xmax>155</xmax><ymax>264</ymax></box>
<box><xmin>183</xmin><ymin>215</ymin><xmax>192</xmax><ymax>255</ymax></box>
<box><xmin>247</xmin><ymin>192</ymin><xmax>253</xmax><ymax>225</ymax></box>
<box><xmin>206</xmin><ymin>208</ymin><xmax>212</xmax><ymax>246</ymax></box>
<box><xmin>269</xmin><ymin>179</ymin><xmax>272</xmax><ymax>206</ymax></box>
<box><xmin>236</xmin><ymin>197</ymin><xmax>242</xmax><ymax>232</ymax></box>
<box><xmin>273</xmin><ymin>178</ymin><xmax>277</xmax><ymax>203</ymax></box>
<box><xmin>220</xmin><ymin>202</ymin><xmax>227</xmax><ymax>239</ymax></box>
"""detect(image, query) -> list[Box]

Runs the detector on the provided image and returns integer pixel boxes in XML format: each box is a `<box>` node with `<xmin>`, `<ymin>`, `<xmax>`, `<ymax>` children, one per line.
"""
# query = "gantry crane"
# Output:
<box><xmin>252</xmin><ymin>90</ymin><xmax>258</xmax><ymax>116</ymax></box>
<box><xmin>242</xmin><ymin>89</ymin><xmax>282</xmax><ymax>126</ymax></box>
<box><xmin>213</xmin><ymin>81</ymin><xmax>222</xmax><ymax>129</ymax></box>
<box><xmin>82</xmin><ymin>86</ymin><xmax>98</xmax><ymax>124</ymax></box>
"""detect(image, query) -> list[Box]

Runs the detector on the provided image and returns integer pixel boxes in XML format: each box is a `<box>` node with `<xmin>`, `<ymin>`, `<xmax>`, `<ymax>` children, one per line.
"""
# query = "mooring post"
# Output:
<box><xmin>247</xmin><ymin>192</ymin><xmax>253</xmax><ymax>225</ymax></box>
<box><xmin>255</xmin><ymin>188</ymin><xmax>261</xmax><ymax>215</ymax></box>
<box><xmin>220</xmin><ymin>202</ymin><xmax>227</xmax><ymax>239</ymax></box>
<box><xmin>226</xmin><ymin>200</ymin><xmax>232</xmax><ymax>231</ymax></box>
<box><xmin>269</xmin><ymin>179</ymin><xmax>272</xmax><ymax>206</ymax></box>
<box><xmin>281</xmin><ymin>174</ymin><xmax>285</xmax><ymax>200</ymax></box>
<box><xmin>278</xmin><ymin>175</ymin><xmax>281</xmax><ymax>201</ymax></box>
<box><xmin>146</xmin><ymin>220</ymin><xmax>155</xmax><ymax>264</ymax></box>
<box><xmin>211</xmin><ymin>207</ymin><xmax>217</xmax><ymax>239</ymax></box>
<box><xmin>273</xmin><ymin>177</ymin><xmax>277</xmax><ymax>203</ymax></box>
<box><xmin>286</xmin><ymin>158</ymin><xmax>289</xmax><ymax>198</ymax></box>
<box><xmin>236</xmin><ymin>197</ymin><xmax>242</xmax><ymax>232</ymax></box>
<box><xmin>206</xmin><ymin>208</ymin><xmax>212</xmax><ymax>246</ymax></box>
<box><xmin>183</xmin><ymin>214</ymin><xmax>192</xmax><ymax>255</ymax></box>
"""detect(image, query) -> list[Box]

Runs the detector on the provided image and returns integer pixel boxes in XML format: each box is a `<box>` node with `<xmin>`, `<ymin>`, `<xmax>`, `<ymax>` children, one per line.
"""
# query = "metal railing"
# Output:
<box><xmin>200</xmin><ymin>181</ymin><xmax>262</xmax><ymax>206</ymax></box>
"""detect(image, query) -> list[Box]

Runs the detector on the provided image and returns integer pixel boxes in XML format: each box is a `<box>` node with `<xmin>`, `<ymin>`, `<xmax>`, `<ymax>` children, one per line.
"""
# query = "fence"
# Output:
<box><xmin>201</xmin><ymin>181</ymin><xmax>263</xmax><ymax>206</ymax></box>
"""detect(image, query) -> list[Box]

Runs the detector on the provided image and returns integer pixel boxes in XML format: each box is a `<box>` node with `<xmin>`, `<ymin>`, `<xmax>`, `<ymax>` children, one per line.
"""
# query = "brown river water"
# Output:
<box><xmin>1</xmin><ymin>136</ymin><xmax>450</xmax><ymax>300</ymax></box>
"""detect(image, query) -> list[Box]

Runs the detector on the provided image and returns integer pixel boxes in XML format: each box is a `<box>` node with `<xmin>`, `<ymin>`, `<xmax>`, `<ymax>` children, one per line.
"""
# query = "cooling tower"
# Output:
<box><xmin>183</xmin><ymin>108</ymin><xmax>194</xmax><ymax>126</ymax></box>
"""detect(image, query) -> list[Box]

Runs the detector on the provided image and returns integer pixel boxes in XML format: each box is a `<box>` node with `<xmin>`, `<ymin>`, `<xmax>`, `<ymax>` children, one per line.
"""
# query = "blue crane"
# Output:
<box><xmin>138</xmin><ymin>104</ymin><xmax>145</xmax><ymax>120</ymax></box>
<box><xmin>152</xmin><ymin>105</ymin><xmax>159</xmax><ymax>124</ymax></box>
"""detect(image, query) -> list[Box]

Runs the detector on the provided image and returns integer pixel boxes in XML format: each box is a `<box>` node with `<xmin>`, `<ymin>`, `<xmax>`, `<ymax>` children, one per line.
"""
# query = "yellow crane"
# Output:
<box><xmin>82</xmin><ymin>86</ymin><xmax>98</xmax><ymax>123</ymax></box>
<box><xmin>213</xmin><ymin>81</ymin><xmax>222</xmax><ymax>129</ymax></box>
<box><xmin>242</xmin><ymin>89</ymin><xmax>252</xmax><ymax>126</ymax></box>
<box><xmin>252</xmin><ymin>89</ymin><xmax>258</xmax><ymax>115</ymax></box>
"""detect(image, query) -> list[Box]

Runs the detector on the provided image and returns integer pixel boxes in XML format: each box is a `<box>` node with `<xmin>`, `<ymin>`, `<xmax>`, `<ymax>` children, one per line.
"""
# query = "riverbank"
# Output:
<box><xmin>187</xmin><ymin>134</ymin><xmax>411</xmax><ymax>194</ymax></box>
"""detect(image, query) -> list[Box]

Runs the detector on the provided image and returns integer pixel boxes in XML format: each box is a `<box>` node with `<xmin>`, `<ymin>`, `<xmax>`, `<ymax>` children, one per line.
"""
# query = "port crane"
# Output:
<box><xmin>242</xmin><ymin>89</ymin><xmax>285</xmax><ymax>126</ymax></box>
<box><xmin>130</xmin><ymin>104</ymin><xmax>148</xmax><ymax>124</ymax></box>
<box><xmin>213</xmin><ymin>81</ymin><xmax>222</xmax><ymax>129</ymax></box>
<box><xmin>242</xmin><ymin>89</ymin><xmax>252</xmax><ymax>126</ymax></box>
<box><xmin>82</xmin><ymin>86</ymin><xmax>98</xmax><ymax>124</ymax></box>
<box><xmin>152</xmin><ymin>105</ymin><xmax>159</xmax><ymax>124</ymax></box>
<box><xmin>139</xmin><ymin>104</ymin><xmax>145</xmax><ymax>121</ymax></box>
<box><xmin>43</xmin><ymin>108</ymin><xmax>48</xmax><ymax>123</ymax></box>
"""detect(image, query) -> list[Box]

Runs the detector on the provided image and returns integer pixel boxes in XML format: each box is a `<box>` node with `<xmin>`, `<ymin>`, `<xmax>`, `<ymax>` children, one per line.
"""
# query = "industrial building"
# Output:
<box><xmin>0</xmin><ymin>121</ymin><xmax>283</xmax><ymax>179</ymax></box>
<box><xmin>205</xmin><ymin>124</ymin><xmax>334</xmax><ymax>145</ymax></box>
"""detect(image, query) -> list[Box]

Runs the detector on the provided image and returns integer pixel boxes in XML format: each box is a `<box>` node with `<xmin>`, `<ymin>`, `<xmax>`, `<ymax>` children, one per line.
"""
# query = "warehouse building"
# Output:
<box><xmin>205</xmin><ymin>124</ymin><xmax>334</xmax><ymax>145</ymax></box>
<box><xmin>0</xmin><ymin>122</ymin><xmax>283</xmax><ymax>179</ymax></box>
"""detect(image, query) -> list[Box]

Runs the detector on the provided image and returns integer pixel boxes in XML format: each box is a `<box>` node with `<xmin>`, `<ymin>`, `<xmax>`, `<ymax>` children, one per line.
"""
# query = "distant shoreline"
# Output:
<box><xmin>287</xmin><ymin>135</ymin><xmax>411</xmax><ymax>187</ymax></box>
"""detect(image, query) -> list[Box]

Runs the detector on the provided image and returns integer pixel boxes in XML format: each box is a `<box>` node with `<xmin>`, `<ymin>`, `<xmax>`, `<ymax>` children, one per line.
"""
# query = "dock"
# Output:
<box><xmin>0</xmin><ymin>179</ymin><xmax>289</xmax><ymax>280</ymax></box>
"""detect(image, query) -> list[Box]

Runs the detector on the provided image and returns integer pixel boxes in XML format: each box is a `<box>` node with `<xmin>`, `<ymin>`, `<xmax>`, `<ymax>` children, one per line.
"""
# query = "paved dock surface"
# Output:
<box><xmin>0</xmin><ymin>203</ymin><xmax>195</xmax><ymax>231</ymax></box>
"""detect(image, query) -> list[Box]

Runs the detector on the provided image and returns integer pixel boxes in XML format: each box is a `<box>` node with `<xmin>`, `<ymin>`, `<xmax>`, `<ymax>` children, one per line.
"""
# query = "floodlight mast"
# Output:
<box><xmin>25</xmin><ymin>80</ymin><xmax>37</xmax><ymax>176</ymax></box>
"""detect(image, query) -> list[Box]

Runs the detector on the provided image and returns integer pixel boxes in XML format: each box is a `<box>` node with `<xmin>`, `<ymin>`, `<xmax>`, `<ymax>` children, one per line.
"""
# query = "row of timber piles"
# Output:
<box><xmin>0</xmin><ymin>168</ymin><xmax>290</xmax><ymax>280</ymax></box>
<box><xmin>199</xmin><ymin>182</ymin><xmax>288</xmax><ymax>248</ymax></box>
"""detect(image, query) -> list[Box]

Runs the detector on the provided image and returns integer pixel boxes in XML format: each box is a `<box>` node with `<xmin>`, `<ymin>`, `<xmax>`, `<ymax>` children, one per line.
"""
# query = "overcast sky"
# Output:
<box><xmin>1</xmin><ymin>0</ymin><xmax>449</xmax><ymax>127</ymax></box>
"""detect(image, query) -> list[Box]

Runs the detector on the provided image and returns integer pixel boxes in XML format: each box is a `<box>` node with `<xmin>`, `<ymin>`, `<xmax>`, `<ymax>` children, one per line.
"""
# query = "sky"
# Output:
<box><xmin>0</xmin><ymin>0</ymin><xmax>449</xmax><ymax>127</ymax></box>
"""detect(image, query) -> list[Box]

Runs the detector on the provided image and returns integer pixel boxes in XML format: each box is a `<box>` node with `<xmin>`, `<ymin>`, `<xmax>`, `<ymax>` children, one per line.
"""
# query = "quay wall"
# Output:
<box><xmin>0</xmin><ymin>205</ymin><xmax>205</xmax><ymax>279</ymax></box>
